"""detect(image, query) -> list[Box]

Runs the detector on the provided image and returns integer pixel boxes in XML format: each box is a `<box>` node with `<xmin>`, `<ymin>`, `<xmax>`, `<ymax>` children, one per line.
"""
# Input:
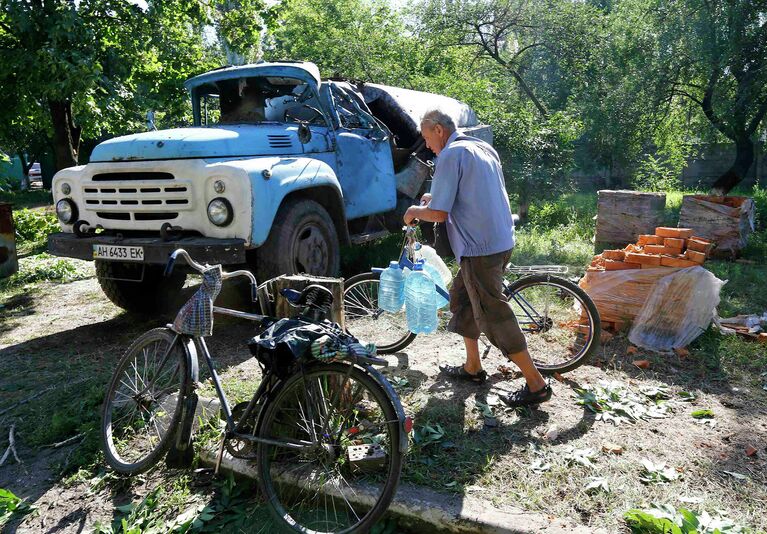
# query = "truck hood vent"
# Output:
<box><xmin>93</xmin><ymin>172</ymin><xmax>174</xmax><ymax>181</ymax></box>
<box><xmin>268</xmin><ymin>134</ymin><xmax>293</xmax><ymax>149</ymax></box>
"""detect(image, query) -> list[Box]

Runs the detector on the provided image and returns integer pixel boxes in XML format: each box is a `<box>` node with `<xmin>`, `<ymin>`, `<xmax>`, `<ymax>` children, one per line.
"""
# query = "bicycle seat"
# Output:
<box><xmin>280</xmin><ymin>285</ymin><xmax>334</xmax><ymax>310</ymax></box>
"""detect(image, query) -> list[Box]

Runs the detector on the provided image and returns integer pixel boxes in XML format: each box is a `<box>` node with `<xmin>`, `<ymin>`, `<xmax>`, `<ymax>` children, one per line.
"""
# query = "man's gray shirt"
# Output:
<box><xmin>428</xmin><ymin>131</ymin><xmax>515</xmax><ymax>263</ymax></box>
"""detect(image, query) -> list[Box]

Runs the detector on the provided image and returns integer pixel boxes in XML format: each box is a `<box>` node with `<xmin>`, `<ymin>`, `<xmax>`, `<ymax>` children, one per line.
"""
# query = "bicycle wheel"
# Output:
<box><xmin>343</xmin><ymin>272</ymin><xmax>416</xmax><ymax>354</ymax></box>
<box><xmin>506</xmin><ymin>274</ymin><xmax>601</xmax><ymax>375</ymax></box>
<box><xmin>256</xmin><ymin>362</ymin><xmax>403</xmax><ymax>534</ymax></box>
<box><xmin>101</xmin><ymin>327</ymin><xmax>188</xmax><ymax>474</ymax></box>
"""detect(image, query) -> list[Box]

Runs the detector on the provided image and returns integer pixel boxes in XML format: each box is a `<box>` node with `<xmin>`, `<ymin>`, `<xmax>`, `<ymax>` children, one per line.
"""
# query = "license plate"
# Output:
<box><xmin>93</xmin><ymin>245</ymin><xmax>144</xmax><ymax>262</ymax></box>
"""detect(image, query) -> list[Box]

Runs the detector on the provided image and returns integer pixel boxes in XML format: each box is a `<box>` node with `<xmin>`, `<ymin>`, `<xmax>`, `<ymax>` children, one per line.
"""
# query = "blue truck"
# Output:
<box><xmin>48</xmin><ymin>61</ymin><xmax>491</xmax><ymax>311</ymax></box>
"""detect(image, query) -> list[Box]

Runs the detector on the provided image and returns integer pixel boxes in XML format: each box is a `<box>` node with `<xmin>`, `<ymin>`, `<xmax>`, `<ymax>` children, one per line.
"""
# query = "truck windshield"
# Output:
<box><xmin>195</xmin><ymin>76</ymin><xmax>325</xmax><ymax>126</ymax></box>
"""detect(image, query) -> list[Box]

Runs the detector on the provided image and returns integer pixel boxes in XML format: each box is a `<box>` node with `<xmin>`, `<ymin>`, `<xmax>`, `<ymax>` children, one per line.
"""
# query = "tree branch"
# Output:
<box><xmin>701</xmin><ymin>68</ymin><xmax>733</xmax><ymax>140</ymax></box>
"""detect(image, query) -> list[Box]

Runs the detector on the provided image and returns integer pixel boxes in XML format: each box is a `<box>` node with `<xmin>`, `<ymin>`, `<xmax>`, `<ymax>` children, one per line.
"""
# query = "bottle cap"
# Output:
<box><xmin>389</xmin><ymin>261</ymin><xmax>400</xmax><ymax>268</ymax></box>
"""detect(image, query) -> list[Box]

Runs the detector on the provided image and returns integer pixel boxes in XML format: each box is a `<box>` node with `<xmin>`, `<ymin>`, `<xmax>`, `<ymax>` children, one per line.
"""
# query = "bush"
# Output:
<box><xmin>13</xmin><ymin>208</ymin><xmax>59</xmax><ymax>244</ymax></box>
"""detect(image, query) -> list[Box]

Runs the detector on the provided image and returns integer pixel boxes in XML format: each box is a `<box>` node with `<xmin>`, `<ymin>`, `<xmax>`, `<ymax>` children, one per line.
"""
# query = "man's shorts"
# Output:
<box><xmin>447</xmin><ymin>249</ymin><xmax>528</xmax><ymax>354</ymax></box>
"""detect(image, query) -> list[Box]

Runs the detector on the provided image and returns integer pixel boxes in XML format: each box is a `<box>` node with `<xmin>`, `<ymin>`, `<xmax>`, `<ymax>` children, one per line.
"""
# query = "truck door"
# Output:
<box><xmin>329</xmin><ymin>83</ymin><xmax>396</xmax><ymax>220</ymax></box>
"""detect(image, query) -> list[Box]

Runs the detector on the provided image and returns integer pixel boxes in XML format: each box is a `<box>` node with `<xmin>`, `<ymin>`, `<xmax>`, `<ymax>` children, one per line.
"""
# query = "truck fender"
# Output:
<box><xmin>247</xmin><ymin>157</ymin><xmax>347</xmax><ymax>247</ymax></box>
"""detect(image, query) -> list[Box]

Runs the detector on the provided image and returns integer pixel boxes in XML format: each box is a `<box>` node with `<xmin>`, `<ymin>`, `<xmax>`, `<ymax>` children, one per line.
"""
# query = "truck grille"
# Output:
<box><xmin>92</xmin><ymin>172</ymin><xmax>174</xmax><ymax>181</ymax></box>
<box><xmin>82</xmin><ymin>180</ymin><xmax>192</xmax><ymax>221</ymax></box>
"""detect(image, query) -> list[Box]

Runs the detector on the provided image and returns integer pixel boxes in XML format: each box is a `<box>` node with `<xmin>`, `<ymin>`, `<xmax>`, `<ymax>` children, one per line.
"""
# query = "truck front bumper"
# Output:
<box><xmin>48</xmin><ymin>233</ymin><xmax>247</xmax><ymax>265</ymax></box>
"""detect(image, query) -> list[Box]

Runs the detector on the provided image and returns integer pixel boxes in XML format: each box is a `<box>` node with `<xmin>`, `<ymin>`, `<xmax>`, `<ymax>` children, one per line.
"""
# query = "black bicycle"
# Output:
<box><xmin>343</xmin><ymin>227</ymin><xmax>601</xmax><ymax>375</ymax></box>
<box><xmin>100</xmin><ymin>249</ymin><xmax>409</xmax><ymax>534</ymax></box>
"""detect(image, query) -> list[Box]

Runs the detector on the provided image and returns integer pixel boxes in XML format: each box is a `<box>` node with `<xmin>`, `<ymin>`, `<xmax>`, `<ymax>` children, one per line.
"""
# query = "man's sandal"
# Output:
<box><xmin>499</xmin><ymin>383</ymin><xmax>553</xmax><ymax>407</ymax></box>
<box><xmin>438</xmin><ymin>364</ymin><xmax>488</xmax><ymax>384</ymax></box>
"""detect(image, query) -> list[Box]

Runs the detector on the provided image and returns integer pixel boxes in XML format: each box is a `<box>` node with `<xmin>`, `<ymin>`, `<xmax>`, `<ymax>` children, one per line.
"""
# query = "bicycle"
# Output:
<box><xmin>343</xmin><ymin>226</ymin><xmax>601</xmax><ymax>375</ymax></box>
<box><xmin>100</xmin><ymin>249</ymin><xmax>409</xmax><ymax>534</ymax></box>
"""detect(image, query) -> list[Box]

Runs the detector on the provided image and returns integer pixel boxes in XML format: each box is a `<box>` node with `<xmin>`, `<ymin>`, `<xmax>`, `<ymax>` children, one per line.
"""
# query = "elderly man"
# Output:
<box><xmin>403</xmin><ymin>109</ymin><xmax>551</xmax><ymax>407</ymax></box>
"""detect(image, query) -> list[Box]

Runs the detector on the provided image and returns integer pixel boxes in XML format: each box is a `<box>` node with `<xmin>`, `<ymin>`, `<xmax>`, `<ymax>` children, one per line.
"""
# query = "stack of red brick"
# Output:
<box><xmin>588</xmin><ymin>227</ymin><xmax>714</xmax><ymax>272</ymax></box>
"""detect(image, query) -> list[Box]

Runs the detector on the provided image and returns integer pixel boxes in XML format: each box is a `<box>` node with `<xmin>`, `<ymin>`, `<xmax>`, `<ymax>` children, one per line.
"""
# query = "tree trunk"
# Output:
<box><xmin>17</xmin><ymin>152</ymin><xmax>30</xmax><ymax>191</ymax></box>
<box><xmin>710</xmin><ymin>136</ymin><xmax>755</xmax><ymax>195</ymax></box>
<box><xmin>48</xmin><ymin>100</ymin><xmax>81</xmax><ymax>171</ymax></box>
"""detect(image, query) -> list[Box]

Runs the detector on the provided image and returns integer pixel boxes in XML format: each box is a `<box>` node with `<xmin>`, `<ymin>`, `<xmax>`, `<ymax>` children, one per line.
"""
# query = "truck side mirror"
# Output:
<box><xmin>298</xmin><ymin>122</ymin><xmax>312</xmax><ymax>144</ymax></box>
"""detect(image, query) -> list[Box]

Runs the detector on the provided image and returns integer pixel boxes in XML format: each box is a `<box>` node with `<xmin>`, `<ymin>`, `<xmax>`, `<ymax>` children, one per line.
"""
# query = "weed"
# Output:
<box><xmin>625</xmin><ymin>503</ymin><xmax>750</xmax><ymax>533</ymax></box>
<box><xmin>0</xmin><ymin>488</ymin><xmax>34</xmax><ymax>528</ymax></box>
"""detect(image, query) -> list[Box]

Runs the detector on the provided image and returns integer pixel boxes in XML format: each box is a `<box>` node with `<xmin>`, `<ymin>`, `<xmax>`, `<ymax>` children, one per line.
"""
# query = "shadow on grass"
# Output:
<box><xmin>401</xmin><ymin>370</ymin><xmax>596</xmax><ymax>493</ymax></box>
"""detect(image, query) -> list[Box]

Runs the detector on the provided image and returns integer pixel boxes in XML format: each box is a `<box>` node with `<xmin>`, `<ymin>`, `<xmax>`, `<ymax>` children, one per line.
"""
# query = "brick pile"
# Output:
<box><xmin>587</xmin><ymin>227</ymin><xmax>714</xmax><ymax>272</ymax></box>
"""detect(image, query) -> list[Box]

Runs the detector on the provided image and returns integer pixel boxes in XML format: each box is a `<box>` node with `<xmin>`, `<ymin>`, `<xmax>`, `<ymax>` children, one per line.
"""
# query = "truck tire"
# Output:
<box><xmin>256</xmin><ymin>198</ymin><xmax>340</xmax><ymax>280</ymax></box>
<box><xmin>95</xmin><ymin>260</ymin><xmax>187</xmax><ymax>314</ymax></box>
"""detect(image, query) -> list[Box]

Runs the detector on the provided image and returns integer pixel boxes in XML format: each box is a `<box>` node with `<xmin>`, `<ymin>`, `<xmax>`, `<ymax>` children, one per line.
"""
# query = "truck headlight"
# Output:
<box><xmin>56</xmin><ymin>199</ymin><xmax>78</xmax><ymax>224</ymax></box>
<box><xmin>207</xmin><ymin>198</ymin><xmax>233</xmax><ymax>226</ymax></box>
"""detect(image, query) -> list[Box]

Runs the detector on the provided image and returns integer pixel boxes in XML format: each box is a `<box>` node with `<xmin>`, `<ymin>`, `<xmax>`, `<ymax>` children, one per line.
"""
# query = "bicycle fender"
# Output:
<box><xmin>360</xmin><ymin>364</ymin><xmax>409</xmax><ymax>454</ymax></box>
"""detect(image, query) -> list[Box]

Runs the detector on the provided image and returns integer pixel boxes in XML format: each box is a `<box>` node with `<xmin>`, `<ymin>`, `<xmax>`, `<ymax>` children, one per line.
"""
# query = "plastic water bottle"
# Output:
<box><xmin>421</xmin><ymin>261</ymin><xmax>448</xmax><ymax>309</ymax></box>
<box><xmin>378</xmin><ymin>261</ymin><xmax>405</xmax><ymax>313</ymax></box>
<box><xmin>418</xmin><ymin>245</ymin><xmax>452</xmax><ymax>286</ymax></box>
<box><xmin>404</xmin><ymin>263</ymin><xmax>438</xmax><ymax>333</ymax></box>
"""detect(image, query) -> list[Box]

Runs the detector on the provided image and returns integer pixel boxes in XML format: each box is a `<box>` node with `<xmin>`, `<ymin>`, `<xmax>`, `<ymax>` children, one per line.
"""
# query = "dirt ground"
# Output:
<box><xmin>1</xmin><ymin>272</ymin><xmax>766</xmax><ymax>532</ymax></box>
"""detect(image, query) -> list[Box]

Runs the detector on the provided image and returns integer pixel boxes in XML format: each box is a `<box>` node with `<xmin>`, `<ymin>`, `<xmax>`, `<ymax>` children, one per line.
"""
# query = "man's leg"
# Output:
<box><xmin>508</xmin><ymin>348</ymin><xmax>546</xmax><ymax>392</ymax></box>
<box><xmin>463</xmin><ymin>337</ymin><xmax>482</xmax><ymax>375</ymax></box>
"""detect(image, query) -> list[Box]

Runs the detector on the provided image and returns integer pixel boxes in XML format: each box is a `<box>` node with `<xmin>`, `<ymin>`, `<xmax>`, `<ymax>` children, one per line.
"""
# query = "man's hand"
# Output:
<box><xmin>420</xmin><ymin>193</ymin><xmax>432</xmax><ymax>206</ymax></box>
<box><xmin>403</xmin><ymin>205</ymin><xmax>420</xmax><ymax>226</ymax></box>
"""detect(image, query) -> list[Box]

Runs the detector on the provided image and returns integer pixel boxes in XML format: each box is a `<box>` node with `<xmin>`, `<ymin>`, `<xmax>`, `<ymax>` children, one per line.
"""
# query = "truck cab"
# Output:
<box><xmin>48</xmin><ymin>61</ymin><xmax>491</xmax><ymax>312</ymax></box>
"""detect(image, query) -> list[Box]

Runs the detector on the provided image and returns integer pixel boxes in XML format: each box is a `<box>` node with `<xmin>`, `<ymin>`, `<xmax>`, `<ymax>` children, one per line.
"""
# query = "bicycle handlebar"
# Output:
<box><xmin>165</xmin><ymin>249</ymin><xmax>259</xmax><ymax>302</ymax></box>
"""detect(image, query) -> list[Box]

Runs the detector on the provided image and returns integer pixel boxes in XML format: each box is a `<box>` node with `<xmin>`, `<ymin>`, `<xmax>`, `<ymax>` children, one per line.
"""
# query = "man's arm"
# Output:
<box><xmin>403</xmin><ymin>205</ymin><xmax>448</xmax><ymax>225</ymax></box>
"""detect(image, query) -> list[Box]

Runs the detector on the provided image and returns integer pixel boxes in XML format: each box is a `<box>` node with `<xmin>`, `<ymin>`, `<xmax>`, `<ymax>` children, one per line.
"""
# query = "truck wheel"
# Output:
<box><xmin>257</xmin><ymin>199</ymin><xmax>340</xmax><ymax>280</ymax></box>
<box><xmin>96</xmin><ymin>261</ymin><xmax>187</xmax><ymax>314</ymax></box>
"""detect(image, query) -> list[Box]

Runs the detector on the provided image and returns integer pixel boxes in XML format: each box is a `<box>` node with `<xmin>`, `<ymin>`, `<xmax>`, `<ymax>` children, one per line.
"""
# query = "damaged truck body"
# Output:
<box><xmin>48</xmin><ymin>61</ymin><xmax>491</xmax><ymax>312</ymax></box>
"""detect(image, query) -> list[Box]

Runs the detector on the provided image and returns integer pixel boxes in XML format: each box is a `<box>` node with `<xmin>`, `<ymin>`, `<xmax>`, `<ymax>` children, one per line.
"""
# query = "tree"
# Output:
<box><xmin>0</xmin><ymin>0</ymin><xmax>255</xmax><ymax>173</ymax></box>
<box><xmin>648</xmin><ymin>0</ymin><xmax>767</xmax><ymax>193</ymax></box>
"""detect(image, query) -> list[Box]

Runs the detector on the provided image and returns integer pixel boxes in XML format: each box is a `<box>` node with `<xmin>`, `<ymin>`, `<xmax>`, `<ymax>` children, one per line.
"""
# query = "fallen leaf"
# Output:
<box><xmin>691</xmin><ymin>409</ymin><xmax>714</xmax><ymax>419</ymax></box>
<box><xmin>632</xmin><ymin>359</ymin><xmax>651</xmax><ymax>369</ymax></box>
<box><xmin>674</xmin><ymin>347</ymin><xmax>690</xmax><ymax>358</ymax></box>
<box><xmin>601</xmin><ymin>442</ymin><xmax>624</xmax><ymax>455</ymax></box>
<box><xmin>627</xmin><ymin>346</ymin><xmax>639</xmax><ymax>356</ymax></box>
<box><xmin>745</xmin><ymin>445</ymin><xmax>757</xmax><ymax>457</ymax></box>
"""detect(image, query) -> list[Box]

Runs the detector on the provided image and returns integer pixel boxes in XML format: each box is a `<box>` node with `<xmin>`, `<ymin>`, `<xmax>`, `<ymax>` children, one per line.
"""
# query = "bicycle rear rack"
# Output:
<box><xmin>506</xmin><ymin>264</ymin><xmax>569</xmax><ymax>275</ymax></box>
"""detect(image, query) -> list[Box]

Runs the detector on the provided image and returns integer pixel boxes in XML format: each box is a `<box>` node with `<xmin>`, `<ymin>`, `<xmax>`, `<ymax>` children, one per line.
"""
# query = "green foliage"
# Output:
<box><xmin>12</xmin><ymin>208</ymin><xmax>59</xmax><ymax>244</ymax></box>
<box><xmin>0</xmin><ymin>488</ymin><xmax>34</xmax><ymax>528</ymax></box>
<box><xmin>625</xmin><ymin>503</ymin><xmax>750</xmax><ymax>533</ymax></box>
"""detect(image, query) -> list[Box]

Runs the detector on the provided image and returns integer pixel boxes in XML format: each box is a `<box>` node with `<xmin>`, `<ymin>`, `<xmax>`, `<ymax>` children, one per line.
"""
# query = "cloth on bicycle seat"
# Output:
<box><xmin>172</xmin><ymin>264</ymin><xmax>223</xmax><ymax>336</ymax></box>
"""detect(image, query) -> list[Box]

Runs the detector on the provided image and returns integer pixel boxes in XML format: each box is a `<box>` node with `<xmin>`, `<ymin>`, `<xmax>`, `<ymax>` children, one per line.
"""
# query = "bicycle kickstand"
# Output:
<box><xmin>214</xmin><ymin>435</ymin><xmax>226</xmax><ymax>475</ymax></box>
